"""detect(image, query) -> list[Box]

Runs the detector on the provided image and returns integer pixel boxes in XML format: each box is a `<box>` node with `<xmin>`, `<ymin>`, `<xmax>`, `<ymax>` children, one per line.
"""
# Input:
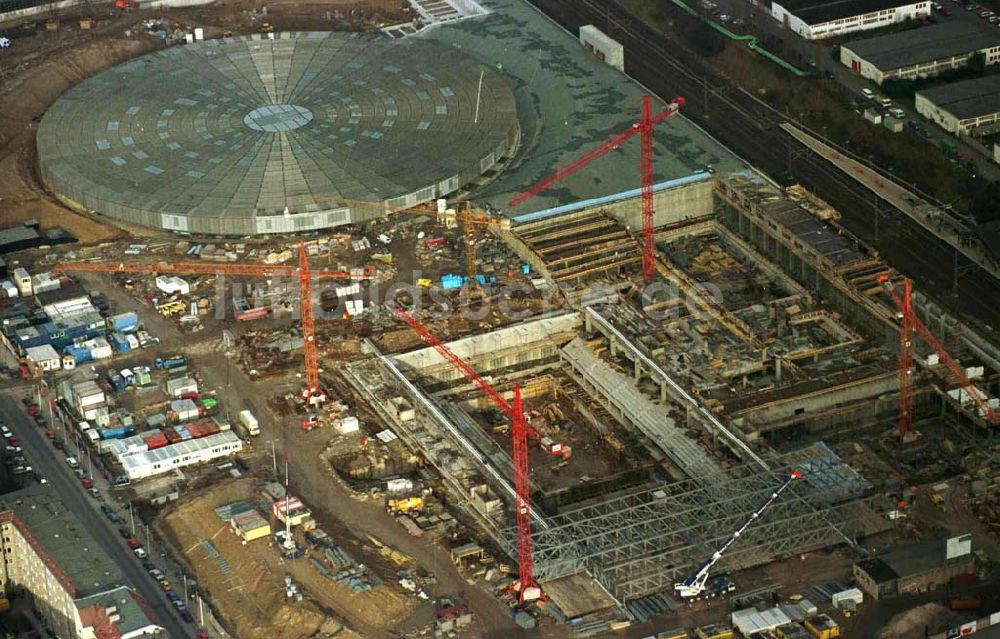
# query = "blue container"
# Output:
<box><xmin>110</xmin><ymin>312</ymin><xmax>139</xmax><ymax>333</ymax></box>
<box><xmin>441</xmin><ymin>274</ymin><xmax>464</xmax><ymax>290</ymax></box>
<box><xmin>65</xmin><ymin>344</ymin><xmax>92</xmax><ymax>364</ymax></box>
<box><xmin>110</xmin><ymin>332</ymin><xmax>131</xmax><ymax>353</ymax></box>
<box><xmin>100</xmin><ymin>426</ymin><xmax>134</xmax><ymax>440</ymax></box>
<box><xmin>522</xmin><ymin>264</ymin><xmax>531</xmax><ymax>275</ymax></box>
<box><xmin>475</xmin><ymin>274</ymin><xmax>486</xmax><ymax>285</ymax></box>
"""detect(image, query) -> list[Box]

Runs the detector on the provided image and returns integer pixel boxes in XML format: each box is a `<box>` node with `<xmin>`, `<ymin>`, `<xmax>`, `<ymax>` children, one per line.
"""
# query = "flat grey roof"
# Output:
<box><xmin>843</xmin><ymin>22</ymin><xmax>1000</xmax><ymax>71</ymax></box>
<box><xmin>918</xmin><ymin>75</ymin><xmax>1000</xmax><ymax>120</ymax></box>
<box><xmin>0</xmin><ymin>225</ymin><xmax>40</xmax><ymax>247</ymax></box>
<box><xmin>0</xmin><ymin>485</ymin><xmax>124</xmax><ymax>598</ymax></box>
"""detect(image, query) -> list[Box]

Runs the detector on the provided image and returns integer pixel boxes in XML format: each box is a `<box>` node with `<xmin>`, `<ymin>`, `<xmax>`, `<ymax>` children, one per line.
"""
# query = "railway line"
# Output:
<box><xmin>526</xmin><ymin>0</ymin><xmax>1000</xmax><ymax>332</ymax></box>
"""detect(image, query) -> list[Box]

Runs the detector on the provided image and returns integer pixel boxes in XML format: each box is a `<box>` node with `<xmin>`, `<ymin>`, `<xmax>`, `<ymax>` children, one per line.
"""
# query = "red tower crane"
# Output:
<box><xmin>508</xmin><ymin>95</ymin><xmax>685</xmax><ymax>282</ymax></box>
<box><xmin>878</xmin><ymin>275</ymin><xmax>999</xmax><ymax>438</ymax></box>
<box><xmin>52</xmin><ymin>241</ymin><xmax>370</xmax><ymax>403</ymax></box>
<box><xmin>391</xmin><ymin>304</ymin><xmax>543</xmax><ymax>603</ymax></box>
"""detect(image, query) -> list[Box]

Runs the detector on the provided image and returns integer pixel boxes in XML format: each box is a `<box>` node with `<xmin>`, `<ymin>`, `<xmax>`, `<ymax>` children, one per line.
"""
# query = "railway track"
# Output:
<box><xmin>525</xmin><ymin>0</ymin><xmax>1000</xmax><ymax>331</ymax></box>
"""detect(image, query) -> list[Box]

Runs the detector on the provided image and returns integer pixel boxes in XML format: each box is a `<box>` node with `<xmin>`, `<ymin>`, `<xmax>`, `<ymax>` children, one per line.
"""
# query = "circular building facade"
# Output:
<box><xmin>37</xmin><ymin>32</ymin><xmax>520</xmax><ymax>235</ymax></box>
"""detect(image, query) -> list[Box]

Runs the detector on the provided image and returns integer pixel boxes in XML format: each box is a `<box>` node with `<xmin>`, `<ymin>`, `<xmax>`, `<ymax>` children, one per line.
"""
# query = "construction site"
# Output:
<box><xmin>0</xmin><ymin>0</ymin><xmax>999</xmax><ymax>639</ymax></box>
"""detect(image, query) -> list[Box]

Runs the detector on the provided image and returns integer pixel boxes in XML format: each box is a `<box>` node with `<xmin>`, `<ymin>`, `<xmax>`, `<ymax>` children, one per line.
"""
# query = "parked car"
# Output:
<box><xmin>134</xmin><ymin>548</ymin><xmax>147</xmax><ymax>559</ymax></box>
<box><xmin>180</xmin><ymin>610</ymin><xmax>194</xmax><ymax>623</ymax></box>
<box><xmin>25</xmin><ymin>406</ymin><xmax>39</xmax><ymax>416</ymax></box>
<box><xmin>861</xmin><ymin>88</ymin><xmax>875</xmax><ymax>99</ymax></box>
<box><xmin>127</xmin><ymin>538</ymin><xmax>142</xmax><ymax>550</ymax></box>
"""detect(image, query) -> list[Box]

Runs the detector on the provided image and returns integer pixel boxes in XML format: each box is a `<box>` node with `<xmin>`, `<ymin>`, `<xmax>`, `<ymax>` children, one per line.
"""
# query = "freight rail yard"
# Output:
<box><xmin>0</xmin><ymin>0</ymin><xmax>999</xmax><ymax>639</ymax></box>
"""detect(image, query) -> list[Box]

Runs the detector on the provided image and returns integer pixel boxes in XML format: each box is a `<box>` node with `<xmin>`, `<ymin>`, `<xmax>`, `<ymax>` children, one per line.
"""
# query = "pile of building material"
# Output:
<box><xmin>304</xmin><ymin>528</ymin><xmax>382</xmax><ymax>592</ymax></box>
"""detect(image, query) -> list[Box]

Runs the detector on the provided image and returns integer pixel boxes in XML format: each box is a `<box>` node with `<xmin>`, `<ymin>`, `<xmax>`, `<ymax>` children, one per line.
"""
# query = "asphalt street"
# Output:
<box><xmin>0</xmin><ymin>390</ymin><xmax>193</xmax><ymax>639</ymax></box>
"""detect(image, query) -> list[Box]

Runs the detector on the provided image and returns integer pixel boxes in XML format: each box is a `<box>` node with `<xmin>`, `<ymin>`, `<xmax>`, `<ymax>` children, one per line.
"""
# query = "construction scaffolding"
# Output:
<box><xmin>358</xmin><ymin>325</ymin><xmax>891</xmax><ymax>609</ymax></box>
<box><xmin>518</xmin><ymin>455</ymin><xmax>888</xmax><ymax>602</ymax></box>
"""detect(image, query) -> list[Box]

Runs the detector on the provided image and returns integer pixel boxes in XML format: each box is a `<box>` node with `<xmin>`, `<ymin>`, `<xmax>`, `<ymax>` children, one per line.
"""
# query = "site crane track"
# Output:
<box><xmin>525</xmin><ymin>0</ymin><xmax>1000</xmax><ymax>329</ymax></box>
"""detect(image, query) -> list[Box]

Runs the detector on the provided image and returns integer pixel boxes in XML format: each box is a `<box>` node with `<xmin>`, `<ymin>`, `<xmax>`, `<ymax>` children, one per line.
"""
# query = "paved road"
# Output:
<box><xmin>696</xmin><ymin>0</ymin><xmax>1000</xmax><ymax>182</ymax></box>
<box><xmin>0</xmin><ymin>391</ymin><xmax>194</xmax><ymax>639</ymax></box>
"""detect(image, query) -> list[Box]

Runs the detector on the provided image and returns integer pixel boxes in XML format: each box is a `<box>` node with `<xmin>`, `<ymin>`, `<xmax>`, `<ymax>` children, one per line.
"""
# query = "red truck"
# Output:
<box><xmin>950</xmin><ymin>596</ymin><xmax>981</xmax><ymax>611</ymax></box>
<box><xmin>81</xmin><ymin>477</ymin><xmax>93</xmax><ymax>489</ymax></box>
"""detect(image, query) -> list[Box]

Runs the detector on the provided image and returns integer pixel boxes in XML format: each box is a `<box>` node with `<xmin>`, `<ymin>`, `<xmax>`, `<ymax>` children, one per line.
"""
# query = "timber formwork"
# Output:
<box><xmin>512</xmin><ymin>210</ymin><xmax>641</xmax><ymax>282</ymax></box>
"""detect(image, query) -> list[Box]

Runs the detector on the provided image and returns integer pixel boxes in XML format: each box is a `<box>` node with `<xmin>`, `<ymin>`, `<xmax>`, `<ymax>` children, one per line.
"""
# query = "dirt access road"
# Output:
<box><xmin>81</xmin><ymin>270</ymin><xmax>535</xmax><ymax>637</ymax></box>
<box><xmin>0</xmin><ymin>0</ymin><xmax>406</xmax><ymax>243</ymax></box>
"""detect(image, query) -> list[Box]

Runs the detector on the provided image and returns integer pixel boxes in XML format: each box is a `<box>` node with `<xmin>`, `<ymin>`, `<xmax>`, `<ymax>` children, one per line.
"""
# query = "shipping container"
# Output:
<box><xmin>65</xmin><ymin>344</ymin><xmax>93</xmax><ymax>364</ymax></box>
<box><xmin>108</xmin><ymin>312</ymin><xmax>139</xmax><ymax>333</ymax></box>
<box><xmin>109</xmin><ymin>332</ymin><xmax>131</xmax><ymax>353</ymax></box>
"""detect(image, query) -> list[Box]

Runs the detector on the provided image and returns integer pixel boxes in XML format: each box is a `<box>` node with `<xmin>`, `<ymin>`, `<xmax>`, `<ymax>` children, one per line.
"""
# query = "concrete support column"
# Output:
<box><xmin>660</xmin><ymin>382</ymin><xmax>668</xmax><ymax>403</ymax></box>
<box><xmin>585</xmin><ymin>313</ymin><xmax>592</xmax><ymax>334</ymax></box>
<box><xmin>634</xmin><ymin>358</ymin><xmax>642</xmax><ymax>381</ymax></box>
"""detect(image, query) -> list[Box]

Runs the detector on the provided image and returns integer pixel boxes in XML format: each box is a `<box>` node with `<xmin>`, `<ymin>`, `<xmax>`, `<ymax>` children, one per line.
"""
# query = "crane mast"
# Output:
<box><xmin>52</xmin><ymin>240</ymin><xmax>350</xmax><ymax>404</ymax></box>
<box><xmin>507</xmin><ymin>95</ymin><xmax>685</xmax><ymax>282</ymax></box>
<box><xmin>675</xmin><ymin>470</ymin><xmax>803</xmax><ymax>599</ymax></box>
<box><xmin>877</xmin><ymin>275</ymin><xmax>999</xmax><ymax>432</ymax></box>
<box><xmin>391</xmin><ymin>303</ymin><xmax>543</xmax><ymax>603</ymax></box>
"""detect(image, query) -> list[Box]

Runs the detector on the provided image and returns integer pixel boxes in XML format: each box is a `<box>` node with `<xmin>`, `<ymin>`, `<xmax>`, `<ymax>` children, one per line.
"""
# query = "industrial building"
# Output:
<box><xmin>853</xmin><ymin>535</ymin><xmax>975</xmax><ymax>599</ymax></box>
<box><xmin>0</xmin><ymin>485</ymin><xmax>162</xmax><ymax>639</ymax></box>
<box><xmin>37</xmin><ymin>32</ymin><xmax>520</xmax><ymax>236</ymax></box>
<box><xmin>916</xmin><ymin>75</ymin><xmax>1000</xmax><ymax>136</ymax></box>
<box><xmin>840</xmin><ymin>22</ymin><xmax>1000</xmax><ymax>85</ymax></box>
<box><xmin>766</xmin><ymin>0</ymin><xmax>931</xmax><ymax>40</ymax></box>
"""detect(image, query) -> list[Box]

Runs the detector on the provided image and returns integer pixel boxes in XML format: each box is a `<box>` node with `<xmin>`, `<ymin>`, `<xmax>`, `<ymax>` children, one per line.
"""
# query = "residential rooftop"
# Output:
<box><xmin>0</xmin><ymin>485</ymin><xmax>123</xmax><ymax>598</ymax></box>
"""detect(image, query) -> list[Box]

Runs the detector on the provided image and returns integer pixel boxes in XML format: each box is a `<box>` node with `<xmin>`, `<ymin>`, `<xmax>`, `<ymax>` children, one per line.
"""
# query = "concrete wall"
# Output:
<box><xmin>602</xmin><ymin>178</ymin><xmax>715</xmax><ymax>231</ymax></box>
<box><xmin>733</xmin><ymin>371</ymin><xmax>898</xmax><ymax>426</ymax></box>
<box><xmin>392</xmin><ymin>312</ymin><xmax>581</xmax><ymax>382</ymax></box>
<box><xmin>0</xmin><ymin>0</ymin><xmax>80</xmax><ymax>24</ymax></box>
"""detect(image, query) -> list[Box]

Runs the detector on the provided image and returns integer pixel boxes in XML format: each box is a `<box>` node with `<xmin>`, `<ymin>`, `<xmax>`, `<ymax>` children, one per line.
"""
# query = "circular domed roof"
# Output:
<box><xmin>37</xmin><ymin>32</ymin><xmax>520</xmax><ymax>235</ymax></box>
